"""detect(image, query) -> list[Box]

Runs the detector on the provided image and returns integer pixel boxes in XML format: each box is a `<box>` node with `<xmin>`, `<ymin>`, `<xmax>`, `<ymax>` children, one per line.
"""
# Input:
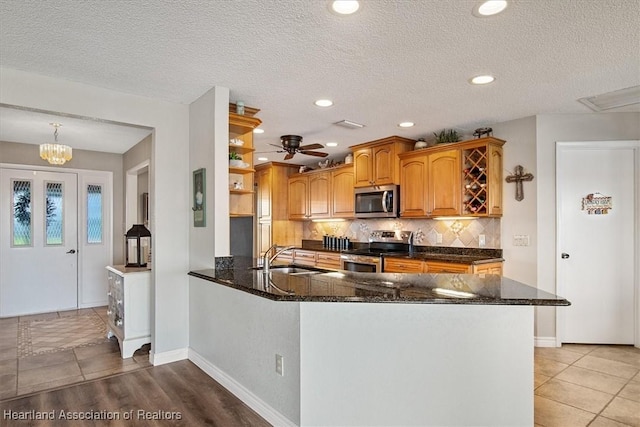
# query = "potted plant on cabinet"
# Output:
<box><xmin>433</xmin><ymin>129</ymin><xmax>461</xmax><ymax>144</ymax></box>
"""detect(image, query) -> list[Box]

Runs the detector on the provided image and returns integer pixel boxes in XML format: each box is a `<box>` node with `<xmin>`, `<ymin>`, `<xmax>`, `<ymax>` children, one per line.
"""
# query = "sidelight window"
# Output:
<box><xmin>12</xmin><ymin>180</ymin><xmax>32</xmax><ymax>247</ymax></box>
<box><xmin>45</xmin><ymin>181</ymin><xmax>64</xmax><ymax>245</ymax></box>
<box><xmin>87</xmin><ymin>184</ymin><xmax>103</xmax><ymax>244</ymax></box>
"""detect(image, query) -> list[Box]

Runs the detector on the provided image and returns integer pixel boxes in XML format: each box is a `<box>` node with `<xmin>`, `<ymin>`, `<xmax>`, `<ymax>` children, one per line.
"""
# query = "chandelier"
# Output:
<box><xmin>40</xmin><ymin>123</ymin><xmax>72</xmax><ymax>165</ymax></box>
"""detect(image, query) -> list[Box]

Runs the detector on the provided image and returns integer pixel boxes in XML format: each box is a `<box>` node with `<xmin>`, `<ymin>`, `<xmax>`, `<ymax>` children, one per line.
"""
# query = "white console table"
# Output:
<box><xmin>106</xmin><ymin>265</ymin><xmax>151</xmax><ymax>358</ymax></box>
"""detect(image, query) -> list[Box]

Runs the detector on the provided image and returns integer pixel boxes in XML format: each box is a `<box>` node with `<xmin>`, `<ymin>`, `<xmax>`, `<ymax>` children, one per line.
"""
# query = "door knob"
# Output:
<box><xmin>66</xmin><ymin>249</ymin><xmax>76</xmax><ymax>254</ymax></box>
<box><xmin>561</xmin><ymin>253</ymin><xmax>570</xmax><ymax>259</ymax></box>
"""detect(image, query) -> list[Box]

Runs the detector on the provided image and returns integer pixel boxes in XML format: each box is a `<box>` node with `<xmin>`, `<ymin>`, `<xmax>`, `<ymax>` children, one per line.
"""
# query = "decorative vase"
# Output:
<box><xmin>345</xmin><ymin>153</ymin><xmax>353</xmax><ymax>164</ymax></box>
<box><xmin>414</xmin><ymin>139</ymin><xmax>428</xmax><ymax>150</ymax></box>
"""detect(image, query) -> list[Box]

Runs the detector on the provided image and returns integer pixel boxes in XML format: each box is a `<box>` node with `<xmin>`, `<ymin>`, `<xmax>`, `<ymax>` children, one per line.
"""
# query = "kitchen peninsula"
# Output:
<box><xmin>188</xmin><ymin>259</ymin><xmax>569</xmax><ymax>427</ymax></box>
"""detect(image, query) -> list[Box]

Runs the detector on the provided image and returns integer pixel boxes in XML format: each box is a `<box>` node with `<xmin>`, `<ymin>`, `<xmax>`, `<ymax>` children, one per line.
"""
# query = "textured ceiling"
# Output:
<box><xmin>1</xmin><ymin>0</ymin><xmax>639</xmax><ymax>162</ymax></box>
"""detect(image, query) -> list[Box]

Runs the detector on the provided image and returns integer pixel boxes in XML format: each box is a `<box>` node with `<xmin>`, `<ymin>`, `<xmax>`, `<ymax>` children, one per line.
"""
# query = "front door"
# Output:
<box><xmin>0</xmin><ymin>168</ymin><xmax>78</xmax><ymax>317</ymax></box>
<box><xmin>557</xmin><ymin>142</ymin><xmax>638</xmax><ymax>344</ymax></box>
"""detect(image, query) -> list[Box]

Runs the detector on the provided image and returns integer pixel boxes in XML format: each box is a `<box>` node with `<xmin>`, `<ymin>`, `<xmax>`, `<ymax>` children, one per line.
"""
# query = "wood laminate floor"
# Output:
<box><xmin>0</xmin><ymin>360</ymin><xmax>270</xmax><ymax>427</ymax></box>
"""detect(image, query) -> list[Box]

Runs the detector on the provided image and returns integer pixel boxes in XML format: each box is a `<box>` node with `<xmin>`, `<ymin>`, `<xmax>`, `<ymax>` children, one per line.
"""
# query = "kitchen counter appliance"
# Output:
<box><xmin>340</xmin><ymin>230</ymin><xmax>412</xmax><ymax>272</ymax></box>
<box><xmin>354</xmin><ymin>185</ymin><xmax>399</xmax><ymax>218</ymax></box>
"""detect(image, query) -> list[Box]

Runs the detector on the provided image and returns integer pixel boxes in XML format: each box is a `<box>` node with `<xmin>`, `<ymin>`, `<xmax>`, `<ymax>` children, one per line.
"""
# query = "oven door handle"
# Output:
<box><xmin>382</xmin><ymin>191</ymin><xmax>389</xmax><ymax>212</ymax></box>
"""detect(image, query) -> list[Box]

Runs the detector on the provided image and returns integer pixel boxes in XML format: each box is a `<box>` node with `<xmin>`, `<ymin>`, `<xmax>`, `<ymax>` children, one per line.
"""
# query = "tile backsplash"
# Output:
<box><xmin>304</xmin><ymin>218</ymin><xmax>501</xmax><ymax>248</ymax></box>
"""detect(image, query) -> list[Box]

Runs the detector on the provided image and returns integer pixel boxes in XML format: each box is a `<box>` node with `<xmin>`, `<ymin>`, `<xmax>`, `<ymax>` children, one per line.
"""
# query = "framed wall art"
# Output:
<box><xmin>192</xmin><ymin>168</ymin><xmax>206</xmax><ymax>227</ymax></box>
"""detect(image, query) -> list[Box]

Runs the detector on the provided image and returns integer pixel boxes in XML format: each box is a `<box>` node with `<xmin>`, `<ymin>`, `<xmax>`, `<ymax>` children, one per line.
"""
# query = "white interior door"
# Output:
<box><xmin>557</xmin><ymin>143</ymin><xmax>637</xmax><ymax>344</ymax></box>
<box><xmin>0</xmin><ymin>168</ymin><xmax>78</xmax><ymax>317</ymax></box>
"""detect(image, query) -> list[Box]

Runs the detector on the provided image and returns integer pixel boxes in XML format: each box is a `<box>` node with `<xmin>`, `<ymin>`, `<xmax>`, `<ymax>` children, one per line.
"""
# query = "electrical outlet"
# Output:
<box><xmin>513</xmin><ymin>235</ymin><xmax>530</xmax><ymax>246</ymax></box>
<box><xmin>275</xmin><ymin>354</ymin><xmax>284</xmax><ymax>376</ymax></box>
<box><xmin>436</xmin><ymin>233</ymin><xmax>443</xmax><ymax>244</ymax></box>
<box><xmin>479</xmin><ymin>234</ymin><xmax>486</xmax><ymax>248</ymax></box>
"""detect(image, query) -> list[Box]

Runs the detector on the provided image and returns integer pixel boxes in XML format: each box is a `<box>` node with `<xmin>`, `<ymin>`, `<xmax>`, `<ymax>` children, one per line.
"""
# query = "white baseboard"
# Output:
<box><xmin>150</xmin><ymin>347</ymin><xmax>189</xmax><ymax>366</ymax></box>
<box><xmin>535</xmin><ymin>336</ymin><xmax>559</xmax><ymax>348</ymax></box>
<box><xmin>189</xmin><ymin>348</ymin><xmax>296</xmax><ymax>427</ymax></box>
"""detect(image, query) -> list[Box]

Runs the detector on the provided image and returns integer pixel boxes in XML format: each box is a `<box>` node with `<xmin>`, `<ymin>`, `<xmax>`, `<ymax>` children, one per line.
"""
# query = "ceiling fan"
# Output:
<box><xmin>259</xmin><ymin>135</ymin><xmax>329</xmax><ymax>160</ymax></box>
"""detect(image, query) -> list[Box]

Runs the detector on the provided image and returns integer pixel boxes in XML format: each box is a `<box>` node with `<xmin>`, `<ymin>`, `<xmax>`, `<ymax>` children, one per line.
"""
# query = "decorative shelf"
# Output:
<box><xmin>228</xmin><ymin>145</ymin><xmax>255</xmax><ymax>155</ymax></box>
<box><xmin>229</xmin><ymin>167</ymin><xmax>256</xmax><ymax>174</ymax></box>
<box><xmin>229</xmin><ymin>189</ymin><xmax>255</xmax><ymax>194</ymax></box>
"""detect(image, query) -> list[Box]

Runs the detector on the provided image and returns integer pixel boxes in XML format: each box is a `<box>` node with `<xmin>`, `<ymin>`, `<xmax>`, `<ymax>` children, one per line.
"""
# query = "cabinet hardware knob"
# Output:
<box><xmin>561</xmin><ymin>253</ymin><xmax>570</xmax><ymax>259</ymax></box>
<box><xmin>66</xmin><ymin>249</ymin><xmax>76</xmax><ymax>254</ymax></box>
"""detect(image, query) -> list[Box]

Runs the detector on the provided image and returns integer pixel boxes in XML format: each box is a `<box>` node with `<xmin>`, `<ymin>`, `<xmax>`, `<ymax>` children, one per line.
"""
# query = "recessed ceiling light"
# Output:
<box><xmin>398</xmin><ymin>122</ymin><xmax>415</xmax><ymax>128</ymax></box>
<box><xmin>253</xmin><ymin>128</ymin><xmax>264</xmax><ymax>134</ymax></box>
<box><xmin>257</xmin><ymin>157</ymin><xmax>268</xmax><ymax>161</ymax></box>
<box><xmin>314</xmin><ymin>99</ymin><xmax>333</xmax><ymax>107</ymax></box>
<box><xmin>473</xmin><ymin>0</ymin><xmax>508</xmax><ymax>17</ymax></box>
<box><xmin>326</xmin><ymin>142</ymin><xmax>338</xmax><ymax>147</ymax></box>
<box><xmin>331</xmin><ymin>0</ymin><xmax>360</xmax><ymax>15</ymax></box>
<box><xmin>470</xmin><ymin>75</ymin><xmax>495</xmax><ymax>85</ymax></box>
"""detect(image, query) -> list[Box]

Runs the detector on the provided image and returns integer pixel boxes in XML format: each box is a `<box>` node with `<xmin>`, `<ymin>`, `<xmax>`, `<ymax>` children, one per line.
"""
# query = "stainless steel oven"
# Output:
<box><xmin>340</xmin><ymin>230</ymin><xmax>412</xmax><ymax>273</ymax></box>
<box><xmin>354</xmin><ymin>185</ymin><xmax>398</xmax><ymax>218</ymax></box>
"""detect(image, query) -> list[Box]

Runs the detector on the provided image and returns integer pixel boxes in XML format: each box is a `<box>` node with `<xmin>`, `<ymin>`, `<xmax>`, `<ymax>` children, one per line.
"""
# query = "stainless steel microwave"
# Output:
<box><xmin>354</xmin><ymin>185</ymin><xmax>399</xmax><ymax>218</ymax></box>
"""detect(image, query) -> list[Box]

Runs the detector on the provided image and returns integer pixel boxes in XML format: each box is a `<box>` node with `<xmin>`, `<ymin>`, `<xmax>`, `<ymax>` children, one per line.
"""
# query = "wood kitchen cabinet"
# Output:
<box><xmin>351</xmin><ymin>136</ymin><xmax>415</xmax><ymax>187</ymax></box>
<box><xmin>229</xmin><ymin>105</ymin><xmax>261</xmax><ymax>217</ymax></box>
<box><xmin>288</xmin><ymin>170</ymin><xmax>331</xmax><ymax>220</ymax></box>
<box><xmin>255</xmin><ymin>163</ymin><xmax>302</xmax><ymax>257</ymax></box>
<box><xmin>383</xmin><ymin>258</ymin><xmax>503</xmax><ymax>275</ymax></box>
<box><xmin>383</xmin><ymin>258</ymin><xmax>425</xmax><ymax>273</ymax></box>
<box><xmin>330</xmin><ymin>164</ymin><xmax>354</xmax><ymax>218</ymax></box>
<box><xmin>399</xmin><ymin>148</ymin><xmax>461</xmax><ymax>217</ymax></box>
<box><xmin>288</xmin><ymin>167</ymin><xmax>353</xmax><ymax>220</ymax></box>
<box><xmin>461</xmin><ymin>137</ymin><xmax>505</xmax><ymax>217</ymax></box>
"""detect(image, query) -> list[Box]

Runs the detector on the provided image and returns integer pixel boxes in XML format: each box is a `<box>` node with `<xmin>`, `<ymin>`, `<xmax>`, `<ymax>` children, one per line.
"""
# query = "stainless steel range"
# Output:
<box><xmin>340</xmin><ymin>230</ymin><xmax>412</xmax><ymax>273</ymax></box>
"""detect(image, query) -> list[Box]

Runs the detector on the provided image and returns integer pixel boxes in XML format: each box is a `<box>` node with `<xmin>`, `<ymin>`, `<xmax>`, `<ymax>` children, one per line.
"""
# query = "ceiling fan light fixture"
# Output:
<box><xmin>40</xmin><ymin>123</ymin><xmax>72</xmax><ymax>165</ymax></box>
<box><xmin>334</xmin><ymin>119</ymin><xmax>365</xmax><ymax>129</ymax></box>
<box><xmin>578</xmin><ymin>85</ymin><xmax>640</xmax><ymax>112</ymax></box>
<box><xmin>473</xmin><ymin>0</ymin><xmax>508</xmax><ymax>17</ymax></box>
<box><xmin>314</xmin><ymin>99</ymin><xmax>333</xmax><ymax>107</ymax></box>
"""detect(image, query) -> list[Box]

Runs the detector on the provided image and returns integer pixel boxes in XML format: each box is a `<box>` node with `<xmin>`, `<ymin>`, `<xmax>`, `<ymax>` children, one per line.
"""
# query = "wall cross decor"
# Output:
<box><xmin>505</xmin><ymin>165</ymin><xmax>534</xmax><ymax>201</ymax></box>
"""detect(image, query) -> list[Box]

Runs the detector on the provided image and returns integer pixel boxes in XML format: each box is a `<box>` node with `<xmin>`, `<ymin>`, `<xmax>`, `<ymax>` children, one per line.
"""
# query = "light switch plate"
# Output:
<box><xmin>479</xmin><ymin>234</ymin><xmax>486</xmax><ymax>248</ymax></box>
<box><xmin>513</xmin><ymin>235</ymin><xmax>530</xmax><ymax>246</ymax></box>
<box><xmin>436</xmin><ymin>233</ymin><xmax>443</xmax><ymax>244</ymax></box>
<box><xmin>276</xmin><ymin>354</ymin><xmax>284</xmax><ymax>376</ymax></box>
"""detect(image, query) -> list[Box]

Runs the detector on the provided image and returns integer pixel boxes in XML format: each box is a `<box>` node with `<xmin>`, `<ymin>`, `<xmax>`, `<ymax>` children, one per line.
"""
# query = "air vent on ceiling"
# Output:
<box><xmin>334</xmin><ymin>119</ymin><xmax>365</xmax><ymax>129</ymax></box>
<box><xmin>578</xmin><ymin>85</ymin><xmax>640</xmax><ymax>112</ymax></box>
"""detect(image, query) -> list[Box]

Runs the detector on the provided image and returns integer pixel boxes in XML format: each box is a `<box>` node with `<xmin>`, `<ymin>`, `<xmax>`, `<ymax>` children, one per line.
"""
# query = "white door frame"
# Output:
<box><xmin>1</xmin><ymin>163</ymin><xmax>113</xmax><ymax>311</ymax></box>
<box><xmin>555</xmin><ymin>141</ymin><xmax>640</xmax><ymax>348</ymax></box>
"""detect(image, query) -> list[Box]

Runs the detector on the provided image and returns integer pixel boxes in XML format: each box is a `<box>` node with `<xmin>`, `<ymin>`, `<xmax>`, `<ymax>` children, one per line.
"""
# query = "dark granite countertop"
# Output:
<box><xmin>189</xmin><ymin>257</ymin><xmax>569</xmax><ymax>306</ymax></box>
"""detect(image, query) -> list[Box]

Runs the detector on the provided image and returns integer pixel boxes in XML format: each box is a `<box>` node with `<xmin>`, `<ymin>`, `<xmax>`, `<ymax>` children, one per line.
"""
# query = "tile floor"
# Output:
<box><xmin>535</xmin><ymin>344</ymin><xmax>640</xmax><ymax>426</ymax></box>
<box><xmin>0</xmin><ymin>306</ymin><xmax>151</xmax><ymax>400</ymax></box>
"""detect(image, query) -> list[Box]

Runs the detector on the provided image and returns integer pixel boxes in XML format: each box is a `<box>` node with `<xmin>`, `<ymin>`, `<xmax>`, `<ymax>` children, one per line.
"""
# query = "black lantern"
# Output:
<box><xmin>125</xmin><ymin>224</ymin><xmax>151</xmax><ymax>267</ymax></box>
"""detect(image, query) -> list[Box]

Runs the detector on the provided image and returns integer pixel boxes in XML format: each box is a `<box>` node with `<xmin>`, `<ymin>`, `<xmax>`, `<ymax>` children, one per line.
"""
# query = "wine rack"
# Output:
<box><xmin>462</xmin><ymin>146</ymin><xmax>488</xmax><ymax>215</ymax></box>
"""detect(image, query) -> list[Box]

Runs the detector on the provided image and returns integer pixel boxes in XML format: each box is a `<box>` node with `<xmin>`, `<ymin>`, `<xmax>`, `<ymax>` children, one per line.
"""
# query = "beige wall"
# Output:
<box><xmin>0</xmin><ymin>139</ymin><xmax>125</xmax><ymax>263</ymax></box>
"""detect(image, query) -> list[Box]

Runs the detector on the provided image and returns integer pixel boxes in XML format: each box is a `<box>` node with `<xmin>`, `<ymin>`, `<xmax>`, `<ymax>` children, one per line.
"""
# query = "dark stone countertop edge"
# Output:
<box><xmin>188</xmin><ymin>270</ymin><xmax>570</xmax><ymax>307</ymax></box>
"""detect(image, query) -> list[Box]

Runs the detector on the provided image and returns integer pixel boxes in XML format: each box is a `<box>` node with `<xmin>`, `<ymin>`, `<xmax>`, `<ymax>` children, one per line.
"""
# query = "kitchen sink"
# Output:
<box><xmin>249</xmin><ymin>265</ymin><xmax>329</xmax><ymax>275</ymax></box>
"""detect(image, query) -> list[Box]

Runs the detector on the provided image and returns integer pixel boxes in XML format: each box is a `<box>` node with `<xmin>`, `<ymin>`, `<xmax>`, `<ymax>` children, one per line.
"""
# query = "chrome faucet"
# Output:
<box><xmin>263</xmin><ymin>244</ymin><xmax>295</xmax><ymax>273</ymax></box>
<box><xmin>408</xmin><ymin>231</ymin><xmax>415</xmax><ymax>256</ymax></box>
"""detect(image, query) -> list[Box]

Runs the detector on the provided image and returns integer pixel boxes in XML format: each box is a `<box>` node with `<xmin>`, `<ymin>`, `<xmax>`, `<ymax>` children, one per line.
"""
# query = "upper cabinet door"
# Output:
<box><xmin>400</xmin><ymin>154</ymin><xmax>428</xmax><ymax>217</ymax></box>
<box><xmin>331</xmin><ymin>167</ymin><xmax>355</xmax><ymax>218</ymax></box>
<box><xmin>372</xmin><ymin>144</ymin><xmax>395</xmax><ymax>186</ymax></box>
<box><xmin>353</xmin><ymin>148</ymin><xmax>373</xmax><ymax>187</ymax></box>
<box><xmin>308</xmin><ymin>172</ymin><xmax>332</xmax><ymax>219</ymax></box>
<box><xmin>427</xmin><ymin>149</ymin><xmax>461</xmax><ymax>217</ymax></box>
<box><xmin>288</xmin><ymin>176</ymin><xmax>309</xmax><ymax>220</ymax></box>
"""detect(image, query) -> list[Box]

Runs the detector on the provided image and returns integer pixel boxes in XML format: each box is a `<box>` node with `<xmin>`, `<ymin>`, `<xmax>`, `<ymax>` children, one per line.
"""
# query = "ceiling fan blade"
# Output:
<box><xmin>255</xmin><ymin>150</ymin><xmax>284</xmax><ymax>154</ymax></box>
<box><xmin>269</xmin><ymin>143</ymin><xmax>285</xmax><ymax>149</ymax></box>
<box><xmin>299</xmin><ymin>143</ymin><xmax>324</xmax><ymax>150</ymax></box>
<box><xmin>300</xmin><ymin>150</ymin><xmax>328</xmax><ymax>158</ymax></box>
<box><xmin>284</xmin><ymin>152</ymin><xmax>295</xmax><ymax>160</ymax></box>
